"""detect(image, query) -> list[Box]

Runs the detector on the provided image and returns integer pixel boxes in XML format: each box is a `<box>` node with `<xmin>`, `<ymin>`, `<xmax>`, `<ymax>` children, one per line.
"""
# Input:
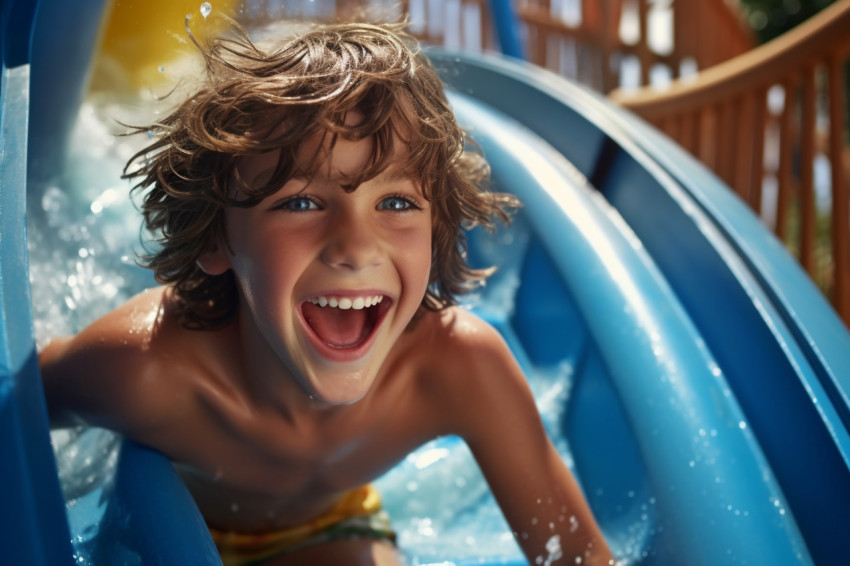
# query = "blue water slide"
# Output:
<box><xmin>1</xmin><ymin>0</ymin><xmax>75</xmax><ymax>564</ymax></box>
<box><xmin>428</xmin><ymin>49</ymin><xmax>850</xmax><ymax>566</ymax></box>
<box><xmin>3</xmin><ymin>0</ymin><xmax>850</xmax><ymax>565</ymax></box>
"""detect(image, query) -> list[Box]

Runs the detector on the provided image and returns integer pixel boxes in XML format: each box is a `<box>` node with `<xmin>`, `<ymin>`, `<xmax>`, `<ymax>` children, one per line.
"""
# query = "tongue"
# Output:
<box><xmin>302</xmin><ymin>302</ymin><xmax>369</xmax><ymax>347</ymax></box>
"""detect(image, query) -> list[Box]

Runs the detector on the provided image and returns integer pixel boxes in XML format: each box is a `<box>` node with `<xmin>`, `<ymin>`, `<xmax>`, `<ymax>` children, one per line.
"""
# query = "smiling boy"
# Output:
<box><xmin>39</xmin><ymin>22</ymin><xmax>615</xmax><ymax>566</ymax></box>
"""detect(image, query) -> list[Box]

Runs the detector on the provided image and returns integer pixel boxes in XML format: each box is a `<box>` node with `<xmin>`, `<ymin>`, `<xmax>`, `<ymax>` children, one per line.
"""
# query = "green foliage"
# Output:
<box><xmin>738</xmin><ymin>0</ymin><xmax>838</xmax><ymax>42</ymax></box>
<box><xmin>738</xmin><ymin>1</ymin><xmax>848</xmax><ymax>138</ymax></box>
<box><xmin>783</xmin><ymin>198</ymin><xmax>836</xmax><ymax>299</ymax></box>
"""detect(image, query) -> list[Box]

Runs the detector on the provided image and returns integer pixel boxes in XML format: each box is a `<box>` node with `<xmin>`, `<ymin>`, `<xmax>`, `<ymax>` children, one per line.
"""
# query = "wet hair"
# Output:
<box><xmin>124</xmin><ymin>20</ymin><xmax>518</xmax><ymax>329</ymax></box>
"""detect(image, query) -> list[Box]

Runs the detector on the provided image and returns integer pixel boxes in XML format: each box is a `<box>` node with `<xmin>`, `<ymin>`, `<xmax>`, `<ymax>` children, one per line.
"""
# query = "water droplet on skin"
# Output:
<box><xmin>543</xmin><ymin>534</ymin><xmax>563</xmax><ymax>566</ymax></box>
<box><xmin>200</xmin><ymin>2</ymin><xmax>211</xmax><ymax>18</ymax></box>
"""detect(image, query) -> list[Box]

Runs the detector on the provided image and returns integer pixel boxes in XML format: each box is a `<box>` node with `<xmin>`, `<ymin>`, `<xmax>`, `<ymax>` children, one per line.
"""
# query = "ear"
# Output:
<box><xmin>196</xmin><ymin>243</ymin><xmax>231</xmax><ymax>276</ymax></box>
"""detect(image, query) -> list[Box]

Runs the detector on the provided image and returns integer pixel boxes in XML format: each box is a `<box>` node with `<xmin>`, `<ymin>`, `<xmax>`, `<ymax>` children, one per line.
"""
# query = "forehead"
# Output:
<box><xmin>239</xmin><ymin>136</ymin><xmax>409</xmax><ymax>185</ymax></box>
<box><xmin>239</xmin><ymin>114</ymin><xmax>413</xmax><ymax>186</ymax></box>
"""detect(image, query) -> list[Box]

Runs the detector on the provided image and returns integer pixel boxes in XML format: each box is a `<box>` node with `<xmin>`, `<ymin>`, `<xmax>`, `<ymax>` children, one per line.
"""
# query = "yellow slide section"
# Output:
<box><xmin>91</xmin><ymin>0</ymin><xmax>236</xmax><ymax>94</ymax></box>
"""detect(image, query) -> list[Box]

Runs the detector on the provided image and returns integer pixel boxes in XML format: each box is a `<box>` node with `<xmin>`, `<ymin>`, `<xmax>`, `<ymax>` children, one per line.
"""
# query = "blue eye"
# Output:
<box><xmin>378</xmin><ymin>195</ymin><xmax>421</xmax><ymax>212</ymax></box>
<box><xmin>276</xmin><ymin>196</ymin><xmax>318</xmax><ymax>212</ymax></box>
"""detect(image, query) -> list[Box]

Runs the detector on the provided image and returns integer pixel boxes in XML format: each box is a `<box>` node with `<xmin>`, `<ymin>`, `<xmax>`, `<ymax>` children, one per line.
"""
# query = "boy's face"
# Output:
<box><xmin>205</xmin><ymin>120</ymin><xmax>432</xmax><ymax>405</ymax></box>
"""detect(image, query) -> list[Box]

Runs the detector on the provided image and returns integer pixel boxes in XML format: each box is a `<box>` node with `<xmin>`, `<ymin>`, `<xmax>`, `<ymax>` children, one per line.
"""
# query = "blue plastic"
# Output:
<box><xmin>487</xmin><ymin>0</ymin><xmax>524</xmax><ymax>59</ymax></box>
<box><xmin>69</xmin><ymin>440</ymin><xmax>221</xmax><ymax>566</ymax></box>
<box><xmin>3</xmin><ymin>1</ymin><xmax>850</xmax><ymax>565</ymax></box>
<box><xmin>429</xmin><ymin>50</ymin><xmax>850</xmax><ymax>565</ymax></box>
<box><xmin>1</xmin><ymin>0</ymin><xmax>74</xmax><ymax>563</ymax></box>
<box><xmin>451</xmin><ymin>92</ymin><xmax>811</xmax><ymax>564</ymax></box>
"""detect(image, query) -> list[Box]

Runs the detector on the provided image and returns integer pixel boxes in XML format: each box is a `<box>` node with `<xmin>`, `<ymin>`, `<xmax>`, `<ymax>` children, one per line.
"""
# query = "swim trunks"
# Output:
<box><xmin>209</xmin><ymin>485</ymin><xmax>396</xmax><ymax>566</ymax></box>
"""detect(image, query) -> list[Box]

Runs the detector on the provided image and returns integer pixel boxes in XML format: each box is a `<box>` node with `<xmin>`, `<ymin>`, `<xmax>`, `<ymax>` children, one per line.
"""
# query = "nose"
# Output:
<box><xmin>319</xmin><ymin>208</ymin><xmax>383</xmax><ymax>271</ymax></box>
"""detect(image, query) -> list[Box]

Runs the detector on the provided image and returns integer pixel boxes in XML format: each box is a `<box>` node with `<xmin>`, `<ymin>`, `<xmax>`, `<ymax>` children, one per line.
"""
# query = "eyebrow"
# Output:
<box><xmin>248</xmin><ymin>155</ymin><xmax>418</xmax><ymax>193</ymax></box>
<box><xmin>317</xmin><ymin>165</ymin><xmax>415</xmax><ymax>185</ymax></box>
<box><xmin>378</xmin><ymin>168</ymin><xmax>414</xmax><ymax>182</ymax></box>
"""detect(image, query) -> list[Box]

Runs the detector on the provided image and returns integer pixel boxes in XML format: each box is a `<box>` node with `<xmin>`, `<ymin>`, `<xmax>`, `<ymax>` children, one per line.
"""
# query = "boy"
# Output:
<box><xmin>39</xmin><ymin>21</ymin><xmax>614</xmax><ymax>566</ymax></box>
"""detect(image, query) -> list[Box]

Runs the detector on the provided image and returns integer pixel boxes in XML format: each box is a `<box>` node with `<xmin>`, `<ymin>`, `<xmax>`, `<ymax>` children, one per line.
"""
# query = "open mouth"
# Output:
<box><xmin>300</xmin><ymin>294</ymin><xmax>391</xmax><ymax>351</ymax></box>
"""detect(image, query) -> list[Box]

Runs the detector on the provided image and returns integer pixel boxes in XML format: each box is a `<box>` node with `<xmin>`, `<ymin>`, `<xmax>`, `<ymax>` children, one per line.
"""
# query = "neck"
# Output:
<box><xmin>232</xmin><ymin>303</ymin><xmax>340</xmax><ymax>427</ymax></box>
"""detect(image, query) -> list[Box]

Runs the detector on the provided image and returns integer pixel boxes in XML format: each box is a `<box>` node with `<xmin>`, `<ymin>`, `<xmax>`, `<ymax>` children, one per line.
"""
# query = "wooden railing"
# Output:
<box><xmin>401</xmin><ymin>0</ymin><xmax>494</xmax><ymax>52</ymax></box>
<box><xmin>237</xmin><ymin>0</ymin><xmax>753</xmax><ymax>92</ymax></box>
<box><xmin>611</xmin><ymin>0</ymin><xmax>850</xmax><ymax>326</ymax></box>
<box><xmin>516</xmin><ymin>0</ymin><xmax>753</xmax><ymax>92</ymax></box>
<box><xmin>238</xmin><ymin>0</ymin><xmax>496</xmax><ymax>52</ymax></box>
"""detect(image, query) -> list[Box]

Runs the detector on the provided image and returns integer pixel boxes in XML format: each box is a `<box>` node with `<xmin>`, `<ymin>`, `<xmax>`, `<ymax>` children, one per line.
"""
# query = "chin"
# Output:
<box><xmin>304</xmin><ymin>370</ymin><xmax>375</xmax><ymax>405</ymax></box>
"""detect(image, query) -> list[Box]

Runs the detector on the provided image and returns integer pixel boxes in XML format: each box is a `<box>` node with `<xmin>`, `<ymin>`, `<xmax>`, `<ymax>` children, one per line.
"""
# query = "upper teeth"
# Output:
<box><xmin>308</xmin><ymin>295</ymin><xmax>384</xmax><ymax>310</ymax></box>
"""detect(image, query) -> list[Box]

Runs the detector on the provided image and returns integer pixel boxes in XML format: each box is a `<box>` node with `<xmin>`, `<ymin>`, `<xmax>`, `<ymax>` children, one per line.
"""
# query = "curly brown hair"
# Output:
<box><xmin>124</xmin><ymin>21</ymin><xmax>518</xmax><ymax>329</ymax></box>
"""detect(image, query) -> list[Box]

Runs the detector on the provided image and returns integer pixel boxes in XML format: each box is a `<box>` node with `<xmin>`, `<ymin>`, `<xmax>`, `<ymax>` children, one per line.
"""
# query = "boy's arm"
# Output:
<box><xmin>39</xmin><ymin>334</ymin><xmax>143</xmax><ymax>430</ymax></box>
<box><xmin>38</xmin><ymin>288</ymin><xmax>176</xmax><ymax>434</ymax></box>
<box><xmin>435</xmin><ymin>312</ymin><xmax>614</xmax><ymax>565</ymax></box>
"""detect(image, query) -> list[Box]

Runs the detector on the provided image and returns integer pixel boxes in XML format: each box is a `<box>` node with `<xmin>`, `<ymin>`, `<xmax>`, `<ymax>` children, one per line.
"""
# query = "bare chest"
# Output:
<box><xmin>154</xmin><ymin>314</ymin><xmax>452</xmax><ymax>531</ymax></box>
<box><xmin>168</xmin><ymin>392</ymin><xmax>436</xmax><ymax>531</ymax></box>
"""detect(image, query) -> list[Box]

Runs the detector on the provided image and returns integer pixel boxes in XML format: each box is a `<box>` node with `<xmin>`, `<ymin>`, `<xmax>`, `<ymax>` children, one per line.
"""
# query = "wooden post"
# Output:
<box><xmin>828</xmin><ymin>55</ymin><xmax>849</xmax><ymax>322</ymax></box>
<box><xmin>777</xmin><ymin>78</ymin><xmax>796</xmax><ymax>242</ymax></box>
<box><xmin>749</xmin><ymin>88</ymin><xmax>768</xmax><ymax>214</ymax></box>
<box><xmin>799</xmin><ymin>65</ymin><xmax>817</xmax><ymax>278</ymax></box>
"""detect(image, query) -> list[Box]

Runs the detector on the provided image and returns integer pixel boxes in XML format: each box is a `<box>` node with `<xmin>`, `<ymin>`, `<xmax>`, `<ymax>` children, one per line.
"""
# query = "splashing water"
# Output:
<box><xmin>28</xmin><ymin>102</ymin><xmax>156</xmax><ymax>350</ymax></box>
<box><xmin>544</xmin><ymin>535</ymin><xmax>563</xmax><ymax>566</ymax></box>
<box><xmin>200</xmin><ymin>2</ymin><xmax>212</xmax><ymax>19</ymax></box>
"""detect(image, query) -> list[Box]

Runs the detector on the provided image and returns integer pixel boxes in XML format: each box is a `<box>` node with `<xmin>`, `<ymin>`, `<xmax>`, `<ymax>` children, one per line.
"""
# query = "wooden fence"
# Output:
<box><xmin>611</xmin><ymin>0</ymin><xmax>850</xmax><ymax>326</ymax></box>
<box><xmin>238</xmin><ymin>0</ymin><xmax>754</xmax><ymax>92</ymax></box>
<box><xmin>515</xmin><ymin>0</ymin><xmax>753</xmax><ymax>92</ymax></box>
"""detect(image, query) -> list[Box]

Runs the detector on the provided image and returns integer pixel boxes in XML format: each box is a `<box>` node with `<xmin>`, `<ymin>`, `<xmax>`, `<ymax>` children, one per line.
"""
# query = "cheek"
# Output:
<box><xmin>226</xmin><ymin>238</ymin><xmax>286</xmax><ymax>310</ymax></box>
<box><xmin>421</xmin><ymin>236</ymin><xmax>434</xmax><ymax>282</ymax></box>
<box><xmin>401</xmin><ymin>224</ymin><xmax>434</xmax><ymax>288</ymax></box>
<box><xmin>425</xmin><ymin>223</ymin><xmax>445</xmax><ymax>283</ymax></box>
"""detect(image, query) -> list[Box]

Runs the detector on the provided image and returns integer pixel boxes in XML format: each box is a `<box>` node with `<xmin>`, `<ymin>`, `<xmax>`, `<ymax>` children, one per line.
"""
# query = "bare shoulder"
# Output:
<box><xmin>421</xmin><ymin>307</ymin><xmax>517</xmax><ymax>377</ymax></box>
<box><xmin>40</xmin><ymin>286</ymin><xmax>173</xmax><ymax>367</ymax></box>
<box><xmin>39</xmin><ymin>286</ymin><xmax>195</xmax><ymax>432</ymax></box>
<box><xmin>406</xmin><ymin>307</ymin><xmax>531</xmax><ymax>436</ymax></box>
